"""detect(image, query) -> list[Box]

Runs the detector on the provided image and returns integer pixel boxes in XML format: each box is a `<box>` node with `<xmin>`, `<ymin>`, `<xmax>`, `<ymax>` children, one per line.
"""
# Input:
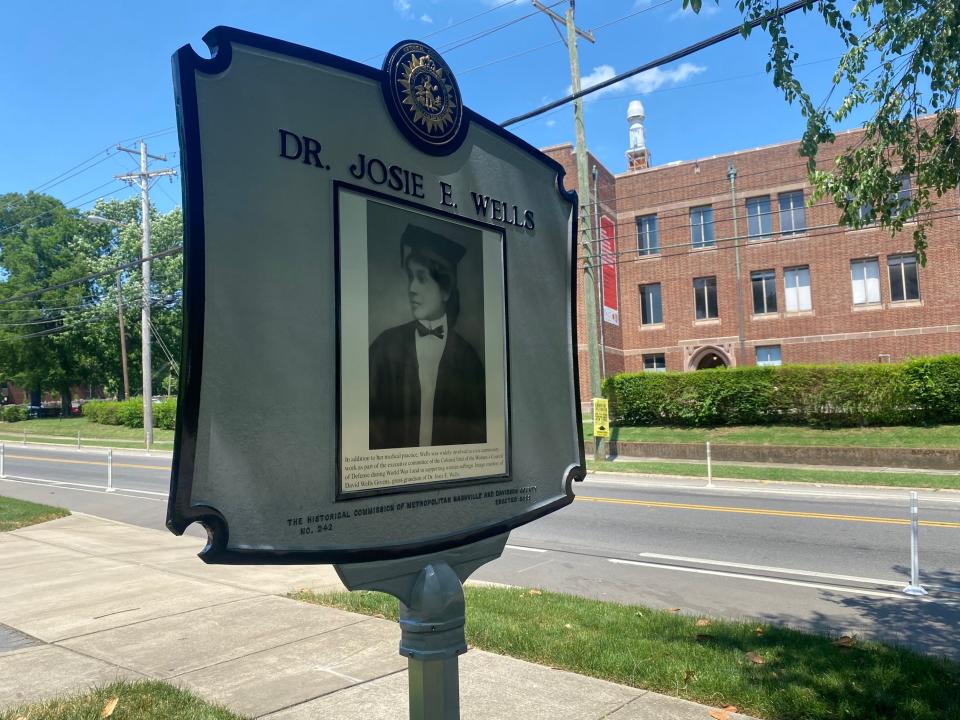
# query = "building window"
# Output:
<box><xmin>689</xmin><ymin>205</ymin><xmax>714</xmax><ymax>248</ymax></box>
<box><xmin>640</xmin><ymin>283</ymin><xmax>663</xmax><ymax>325</ymax></box>
<box><xmin>637</xmin><ymin>215</ymin><xmax>659</xmax><ymax>256</ymax></box>
<box><xmin>756</xmin><ymin>346</ymin><xmax>782</xmax><ymax>366</ymax></box>
<box><xmin>778</xmin><ymin>190</ymin><xmax>806</xmax><ymax>235</ymax></box>
<box><xmin>852</xmin><ymin>176</ymin><xmax>912</xmax><ymax>224</ymax></box>
<box><xmin>895</xmin><ymin>174</ymin><xmax>913</xmax><ymax>217</ymax></box>
<box><xmin>784</xmin><ymin>266</ymin><xmax>812</xmax><ymax>312</ymax></box>
<box><xmin>888</xmin><ymin>254</ymin><xmax>920</xmax><ymax>302</ymax></box>
<box><xmin>693</xmin><ymin>276</ymin><xmax>718</xmax><ymax>320</ymax></box>
<box><xmin>643</xmin><ymin>353</ymin><xmax>666</xmax><ymax>372</ymax></box>
<box><xmin>746</xmin><ymin>196</ymin><xmax>772</xmax><ymax>239</ymax></box>
<box><xmin>851</xmin><ymin>258</ymin><xmax>881</xmax><ymax>305</ymax></box>
<box><xmin>751</xmin><ymin>269</ymin><xmax>778</xmax><ymax>314</ymax></box>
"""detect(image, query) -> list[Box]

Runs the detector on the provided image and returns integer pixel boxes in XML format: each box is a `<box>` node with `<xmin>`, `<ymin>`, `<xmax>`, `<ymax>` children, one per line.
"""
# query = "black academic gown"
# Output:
<box><xmin>369</xmin><ymin>321</ymin><xmax>486</xmax><ymax>449</ymax></box>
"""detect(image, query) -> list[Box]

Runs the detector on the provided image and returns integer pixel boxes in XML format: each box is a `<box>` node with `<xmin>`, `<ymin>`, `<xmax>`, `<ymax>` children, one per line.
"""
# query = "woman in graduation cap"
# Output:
<box><xmin>369</xmin><ymin>224</ymin><xmax>487</xmax><ymax>450</ymax></box>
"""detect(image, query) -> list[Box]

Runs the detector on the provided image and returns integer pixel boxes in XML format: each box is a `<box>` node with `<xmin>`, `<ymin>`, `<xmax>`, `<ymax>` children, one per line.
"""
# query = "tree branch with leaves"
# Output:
<box><xmin>686</xmin><ymin>0</ymin><xmax>959</xmax><ymax>263</ymax></box>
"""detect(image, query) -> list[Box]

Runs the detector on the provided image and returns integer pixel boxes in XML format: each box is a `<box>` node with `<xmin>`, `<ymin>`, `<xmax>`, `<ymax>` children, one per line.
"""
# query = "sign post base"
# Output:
<box><xmin>335</xmin><ymin>533</ymin><xmax>509</xmax><ymax>719</ymax></box>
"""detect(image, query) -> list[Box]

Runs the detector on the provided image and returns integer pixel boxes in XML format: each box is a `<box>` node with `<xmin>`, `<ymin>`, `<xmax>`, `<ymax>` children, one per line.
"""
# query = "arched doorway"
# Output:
<box><xmin>688</xmin><ymin>346</ymin><xmax>731</xmax><ymax>370</ymax></box>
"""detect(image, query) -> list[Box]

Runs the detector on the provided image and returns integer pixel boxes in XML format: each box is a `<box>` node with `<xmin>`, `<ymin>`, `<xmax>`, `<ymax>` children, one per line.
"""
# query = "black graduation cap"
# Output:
<box><xmin>401</xmin><ymin>225</ymin><xmax>466</xmax><ymax>273</ymax></box>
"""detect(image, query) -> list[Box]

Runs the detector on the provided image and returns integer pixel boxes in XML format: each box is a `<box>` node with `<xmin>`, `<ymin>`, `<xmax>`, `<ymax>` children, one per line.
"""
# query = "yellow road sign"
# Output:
<box><xmin>592</xmin><ymin>398</ymin><xmax>610</xmax><ymax>438</ymax></box>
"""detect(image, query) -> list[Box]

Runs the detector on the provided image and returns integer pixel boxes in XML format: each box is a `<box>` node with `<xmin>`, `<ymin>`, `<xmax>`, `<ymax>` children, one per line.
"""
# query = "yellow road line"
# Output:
<box><xmin>576</xmin><ymin>495</ymin><xmax>960</xmax><ymax>529</ymax></box>
<box><xmin>5</xmin><ymin>453</ymin><xmax>168</xmax><ymax>471</ymax></box>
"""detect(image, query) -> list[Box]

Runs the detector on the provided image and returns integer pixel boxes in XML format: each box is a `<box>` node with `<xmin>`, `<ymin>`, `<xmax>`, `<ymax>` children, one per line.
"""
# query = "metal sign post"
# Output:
<box><xmin>336</xmin><ymin>534</ymin><xmax>507</xmax><ymax>719</ymax></box>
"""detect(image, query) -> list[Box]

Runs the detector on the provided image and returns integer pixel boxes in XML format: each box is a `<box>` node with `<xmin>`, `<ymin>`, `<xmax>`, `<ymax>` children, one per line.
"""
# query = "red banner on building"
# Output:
<box><xmin>599</xmin><ymin>215</ymin><xmax>619</xmax><ymax>325</ymax></box>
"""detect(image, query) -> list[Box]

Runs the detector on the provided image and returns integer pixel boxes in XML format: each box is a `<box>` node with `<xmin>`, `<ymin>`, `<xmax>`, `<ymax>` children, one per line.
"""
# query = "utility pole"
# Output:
<box><xmin>533</xmin><ymin>0</ymin><xmax>603</xmax><ymax>458</ymax></box>
<box><xmin>116</xmin><ymin>141</ymin><xmax>176</xmax><ymax>447</ymax></box>
<box><xmin>116</xmin><ymin>274</ymin><xmax>130</xmax><ymax>400</ymax></box>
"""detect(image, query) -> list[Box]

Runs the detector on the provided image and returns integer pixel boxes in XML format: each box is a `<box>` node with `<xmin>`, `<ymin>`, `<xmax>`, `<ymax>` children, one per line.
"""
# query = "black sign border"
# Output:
<box><xmin>167</xmin><ymin>26</ymin><xmax>586</xmax><ymax>564</ymax></box>
<box><xmin>333</xmin><ymin>181</ymin><xmax>512</xmax><ymax>501</ymax></box>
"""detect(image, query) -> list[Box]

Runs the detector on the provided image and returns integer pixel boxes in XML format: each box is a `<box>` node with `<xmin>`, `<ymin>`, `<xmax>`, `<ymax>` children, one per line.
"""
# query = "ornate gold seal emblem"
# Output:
<box><xmin>383</xmin><ymin>41</ymin><xmax>465</xmax><ymax>155</ymax></box>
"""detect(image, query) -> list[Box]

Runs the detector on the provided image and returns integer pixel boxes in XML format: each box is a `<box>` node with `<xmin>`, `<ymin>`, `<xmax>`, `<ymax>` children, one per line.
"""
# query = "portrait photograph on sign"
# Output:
<box><xmin>337</xmin><ymin>184</ymin><xmax>509</xmax><ymax>497</ymax></box>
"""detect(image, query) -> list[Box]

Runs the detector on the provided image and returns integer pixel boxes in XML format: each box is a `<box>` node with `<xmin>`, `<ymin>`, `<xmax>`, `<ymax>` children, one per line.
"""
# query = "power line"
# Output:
<box><xmin>501</xmin><ymin>0</ymin><xmax>811</xmax><ymax>126</ymax></box>
<box><xmin>556</xmin><ymin>147</ymin><xmax>855</xmax><ymax>211</ymax></box>
<box><xmin>507</xmin><ymin>54</ymin><xmax>842</xmax><ymax>130</ymax></box>
<box><xmin>0</xmin><ymin>180</ymin><xmax>129</xmax><ymax>235</ymax></box>
<box><xmin>0</xmin><ymin>287</ymin><xmax>165</xmax><ymax>326</ymax></box>
<box><xmin>1</xmin><ymin>127</ymin><xmax>176</xmax><ymax>217</ymax></box>
<box><xmin>437</xmin><ymin>0</ymin><xmax>566</xmax><ymax>54</ymax></box>
<box><xmin>577</xmin><ymin>204</ymin><xmax>960</xmax><ymax>270</ymax></box>
<box><xmin>359</xmin><ymin>0</ymin><xmax>563</xmax><ymax>64</ymax></box>
<box><xmin>0</xmin><ymin>246</ymin><xmax>183</xmax><ymax>307</ymax></box>
<box><xmin>33</xmin><ymin>152</ymin><xmax>118</xmax><ymax>195</ymax></box>
<box><xmin>418</xmin><ymin>0</ymin><xmax>677</xmax><ymax>77</ymax></box>
<box><xmin>459</xmin><ymin>39</ymin><xmax>563</xmax><ymax>75</ymax></box>
<box><xmin>583</xmin><ymin>192</ymin><xmax>897</xmax><ymax>240</ymax></box>
<box><xmin>420</xmin><ymin>0</ymin><xmax>523</xmax><ymax>41</ymax></box>
<box><xmin>593</xmin><ymin>187</ymin><xmax>928</xmax><ymax>255</ymax></box>
<box><xmin>148</xmin><ymin>316</ymin><xmax>180</xmax><ymax>376</ymax></box>
<box><xmin>591</xmin><ymin>0</ymin><xmax>676</xmax><ymax>32</ymax></box>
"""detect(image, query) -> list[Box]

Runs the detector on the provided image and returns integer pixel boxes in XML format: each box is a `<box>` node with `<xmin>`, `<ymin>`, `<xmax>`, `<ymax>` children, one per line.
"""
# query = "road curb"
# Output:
<box><xmin>587</xmin><ymin>469</ymin><xmax>960</xmax><ymax>496</ymax></box>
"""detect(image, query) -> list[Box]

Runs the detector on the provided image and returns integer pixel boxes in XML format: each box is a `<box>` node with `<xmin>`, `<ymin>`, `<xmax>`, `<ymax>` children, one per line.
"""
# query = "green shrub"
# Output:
<box><xmin>903</xmin><ymin>356</ymin><xmax>960</xmax><ymax>424</ymax></box>
<box><xmin>116</xmin><ymin>399</ymin><xmax>144</xmax><ymax>428</ymax></box>
<box><xmin>83</xmin><ymin>397</ymin><xmax>177</xmax><ymax>429</ymax></box>
<box><xmin>81</xmin><ymin>401</ymin><xmax>100</xmax><ymax>423</ymax></box>
<box><xmin>153</xmin><ymin>398</ymin><xmax>177</xmax><ymax>430</ymax></box>
<box><xmin>1</xmin><ymin>405</ymin><xmax>28</xmax><ymax>423</ymax></box>
<box><xmin>83</xmin><ymin>400</ymin><xmax>122</xmax><ymax>425</ymax></box>
<box><xmin>603</xmin><ymin>355</ymin><xmax>960</xmax><ymax>428</ymax></box>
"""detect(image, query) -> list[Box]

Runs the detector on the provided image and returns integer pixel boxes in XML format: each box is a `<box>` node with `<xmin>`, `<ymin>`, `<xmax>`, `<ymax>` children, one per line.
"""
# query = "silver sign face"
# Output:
<box><xmin>168</xmin><ymin>29</ymin><xmax>585</xmax><ymax>563</ymax></box>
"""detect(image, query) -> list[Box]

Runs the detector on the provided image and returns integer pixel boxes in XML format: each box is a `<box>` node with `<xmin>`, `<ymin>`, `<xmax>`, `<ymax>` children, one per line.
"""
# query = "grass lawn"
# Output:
<box><xmin>589</xmin><ymin>460</ymin><xmax>960</xmax><ymax>490</ymax></box>
<box><xmin>0</xmin><ymin>495</ymin><xmax>69</xmax><ymax>531</ymax></box>
<box><xmin>583</xmin><ymin>422</ymin><xmax>960</xmax><ymax>449</ymax></box>
<box><xmin>0</xmin><ymin>680</ymin><xmax>242</xmax><ymax>720</ymax></box>
<box><xmin>293</xmin><ymin>587</ymin><xmax>960</xmax><ymax>720</ymax></box>
<box><xmin>0</xmin><ymin>417</ymin><xmax>174</xmax><ymax>449</ymax></box>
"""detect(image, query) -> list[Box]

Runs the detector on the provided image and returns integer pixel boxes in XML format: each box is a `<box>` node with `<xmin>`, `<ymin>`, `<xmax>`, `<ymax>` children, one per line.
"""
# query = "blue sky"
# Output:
<box><xmin>1</xmin><ymin>0</ymin><xmax>861</xmax><ymax>214</ymax></box>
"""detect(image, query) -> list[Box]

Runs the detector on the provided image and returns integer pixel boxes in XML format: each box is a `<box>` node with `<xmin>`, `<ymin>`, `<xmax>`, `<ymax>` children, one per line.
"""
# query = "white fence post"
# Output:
<box><xmin>106</xmin><ymin>449</ymin><xmax>114</xmax><ymax>493</ymax></box>
<box><xmin>706</xmin><ymin>441</ymin><xmax>713</xmax><ymax>488</ymax></box>
<box><xmin>77</xmin><ymin>430</ymin><xmax>81</xmax><ymax>450</ymax></box>
<box><xmin>1</xmin><ymin>440</ymin><xmax>5</xmax><ymax>479</ymax></box>
<box><xmin>903</xmin><ymin>491</ymin><xmax>928</xmax><ymax>596</ymax></box>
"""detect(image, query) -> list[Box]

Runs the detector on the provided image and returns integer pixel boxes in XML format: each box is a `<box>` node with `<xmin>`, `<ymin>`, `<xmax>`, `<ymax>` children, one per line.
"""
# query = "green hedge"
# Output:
<box><xmin>603</xmin><ymin>355</ymin><xmax>960</xmax><ymax>428</ymax></box>
<box><xmin>82</xmin><ymin>398</ymin><xmax>177</xmax><ymax>430</ymax></box>
<box><xmin>1</xmin><ymin>405</ymin><xmax>28</xmax><ymax>423</ymax></box>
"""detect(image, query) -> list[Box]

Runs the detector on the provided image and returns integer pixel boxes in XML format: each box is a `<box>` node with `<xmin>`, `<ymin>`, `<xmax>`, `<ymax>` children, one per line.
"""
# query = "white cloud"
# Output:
<box><xmin>569</xmin><ymin>62</ymin><xmax>706</xmax><ymax>101</ymax></box>
<box><xmin>393</xmin><ymin>0</ymin><xmax>413</xmax><ymax>19</ymax></box>
<box><xmin>669</xmin><ymin>4</ymin><xmax>720</xmax><ymax>21</ymax></box>
<box><xmin>420</xmin><ymin>13</ymin><xmax>433</xmax><ymax>23</ymax></box>
<box><xmin>545</xmin><ymin>118</ymin><xmax>557</xmax><ymax>127</ymax></box>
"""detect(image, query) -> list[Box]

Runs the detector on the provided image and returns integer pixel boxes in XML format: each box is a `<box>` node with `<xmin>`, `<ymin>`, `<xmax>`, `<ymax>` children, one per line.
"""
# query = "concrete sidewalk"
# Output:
<box><xmin>0</xmin><ymin>514</ymin><xmax>757</xmax><ymax>719</ymax></box>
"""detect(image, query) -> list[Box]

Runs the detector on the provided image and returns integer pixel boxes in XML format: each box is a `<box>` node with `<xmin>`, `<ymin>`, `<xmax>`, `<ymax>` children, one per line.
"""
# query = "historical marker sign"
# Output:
<box><xmin>167</xmin><ymin>28</ymin><xmax>585</xmax><ymax>563</ymax></box>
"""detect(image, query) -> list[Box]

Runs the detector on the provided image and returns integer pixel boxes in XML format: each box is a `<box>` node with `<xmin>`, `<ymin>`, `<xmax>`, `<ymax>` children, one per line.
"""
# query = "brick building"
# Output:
<box><xmin>544</xmin><ymin>105</ymin><xmax>960</xmax><ymax>401</ymax></box>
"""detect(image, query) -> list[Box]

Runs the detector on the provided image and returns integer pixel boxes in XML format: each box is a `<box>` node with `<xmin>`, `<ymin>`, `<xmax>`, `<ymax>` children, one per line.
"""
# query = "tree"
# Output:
<box><xmin>85</xmin><ymin>198</ymin><xmax>183</xmax><ymax>400</ymax></box>
<box><xmin>0</xmin><ymin>193</ymin><xmax>183</xmax><ymax>410</ymax></box>
<box><xmin>687</xmin><ymin>0</ymin><xmax>959</xmax><ymax>262</ymax></box>
<box><xmin>0</xmin><ymin>193</ymin><xmax>110</xmax><ymax>412</ymax></box>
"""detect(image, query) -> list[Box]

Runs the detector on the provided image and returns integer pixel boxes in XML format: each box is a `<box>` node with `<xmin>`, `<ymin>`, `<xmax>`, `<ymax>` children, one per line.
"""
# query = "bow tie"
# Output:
<box><xmin>416</xmin><ymin>322</ymin><xmax>444</xmax><ymax>339</ymax></box>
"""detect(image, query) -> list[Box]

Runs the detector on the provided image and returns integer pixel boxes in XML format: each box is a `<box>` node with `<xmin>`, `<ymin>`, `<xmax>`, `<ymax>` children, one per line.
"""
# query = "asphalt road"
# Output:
<box><xmin>2</xmin><ymin>444</ymin><xmax>958</xmax><ymax>657</ymax></box>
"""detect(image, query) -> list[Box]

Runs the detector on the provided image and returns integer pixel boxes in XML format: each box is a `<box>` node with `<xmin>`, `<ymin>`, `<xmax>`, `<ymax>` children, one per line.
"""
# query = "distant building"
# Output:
<box><xmin>543</xmin><ymin>107</ymin><xmax>960</xmax><ymax>400</ymax></box>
